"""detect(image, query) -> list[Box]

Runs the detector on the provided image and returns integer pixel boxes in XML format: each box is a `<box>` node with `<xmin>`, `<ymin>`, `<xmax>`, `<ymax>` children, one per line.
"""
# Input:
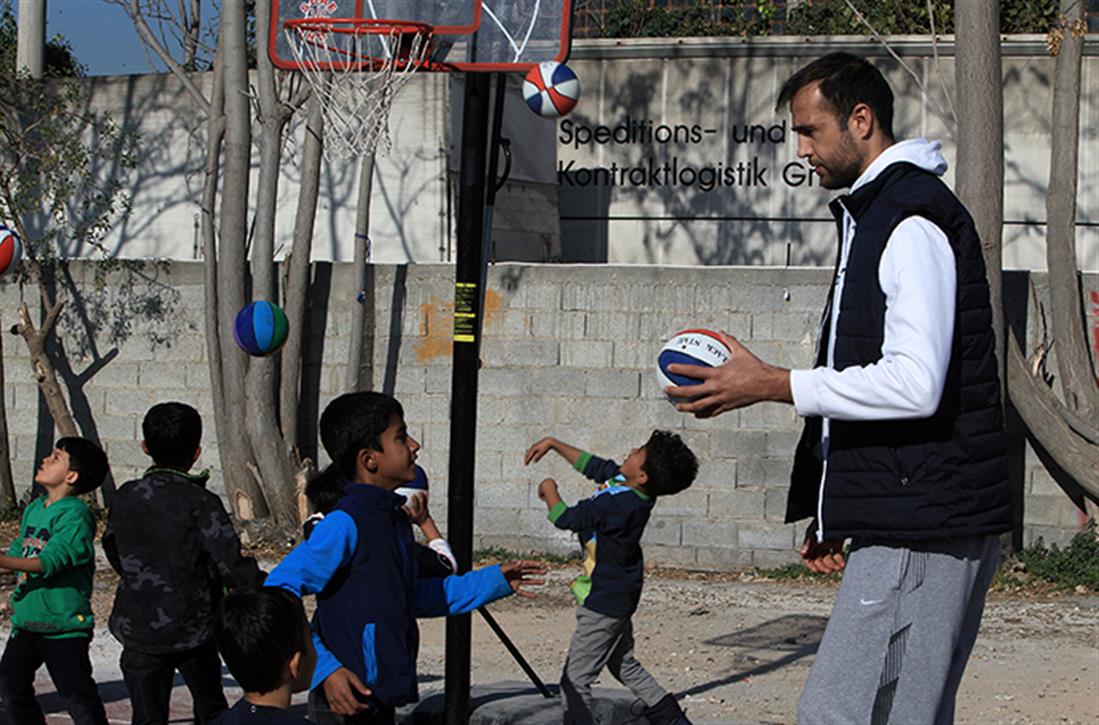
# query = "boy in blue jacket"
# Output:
<box><xmin>266</xmin><ymin>392</ymin><xmax>545</xmax><ymax>724</ymax></box>
<box><xmin>525</xmin><ymin>431</ymin><xmax>698</xmax><ymax>725</ymax></box>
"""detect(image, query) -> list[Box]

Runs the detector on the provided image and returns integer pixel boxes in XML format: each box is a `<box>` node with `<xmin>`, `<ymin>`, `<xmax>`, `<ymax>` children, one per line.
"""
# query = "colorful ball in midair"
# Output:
<box><xmin>0</xmin><ymin>225</ymin><xmax>22</xmax><ymax>276</ymax></box>
<box><xmin>233</xmin><ymin>300</ymin><xmax>289</xmax><ymax>356</ymax></box>
<box><xmin>522</xmin><ymin>61</ymin><xmax>580</xmax><ymax>118</ymax></box>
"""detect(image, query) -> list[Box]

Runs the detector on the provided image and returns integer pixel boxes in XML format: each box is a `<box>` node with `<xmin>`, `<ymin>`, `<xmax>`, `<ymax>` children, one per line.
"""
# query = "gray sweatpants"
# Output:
<box><xmin>561</xmin><ymin>605</ymin><xmax>668</xmax><ymax>724</ymax></box>
<box><xmin>798</xmin><ymin>535</ymin><xmax>1000</xmax><ymax>725</ymax></box>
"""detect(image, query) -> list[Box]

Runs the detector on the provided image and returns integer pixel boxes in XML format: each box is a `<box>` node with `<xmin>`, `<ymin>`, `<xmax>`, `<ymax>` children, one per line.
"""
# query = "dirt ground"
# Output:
<box><xmin>0</xmin><ymin>553</ymin><xmax>1096</xmax><ymax>724</ymax></box>
<box><xmin>414</xmin><ymin>567</ymin><xmax>1099</xmax><ymax>724</ymax></box>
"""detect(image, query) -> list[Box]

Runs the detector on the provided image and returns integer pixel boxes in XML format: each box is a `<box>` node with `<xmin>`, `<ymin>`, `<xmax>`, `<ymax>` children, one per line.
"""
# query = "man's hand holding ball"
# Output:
<box><xmin>664</xmin><ymin>331</ymin><xmax>793</xmax><ymax>417</ymax></box>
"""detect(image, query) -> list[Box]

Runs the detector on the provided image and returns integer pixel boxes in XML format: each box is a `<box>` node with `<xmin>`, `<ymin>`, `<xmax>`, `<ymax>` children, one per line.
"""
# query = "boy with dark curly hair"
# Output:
<box><xmin>526</xmin><ymin>430</ymin><xmax>698</xmax><ymax>725</ymax></box>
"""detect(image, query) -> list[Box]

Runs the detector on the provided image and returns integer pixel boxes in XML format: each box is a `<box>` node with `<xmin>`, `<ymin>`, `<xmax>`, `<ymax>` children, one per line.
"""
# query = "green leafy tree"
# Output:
<box><xmin>0</xmin><ymin>1</ymin><xmax>137</xmax><ymax>475</ymax></box>
<box><xmin>575</xmin><ymin>0</ymin><xmax>1062</xmax><ymax>37</ymax></box>
<box><xmin>580</xmin><ymin>0</ymin><xmax>781</xmax><ymax>37</ymax></box>
<box><xmin>785</xmin><ymin>0</ymin><xmax>1058</xmax><ymax>35</ymax></box>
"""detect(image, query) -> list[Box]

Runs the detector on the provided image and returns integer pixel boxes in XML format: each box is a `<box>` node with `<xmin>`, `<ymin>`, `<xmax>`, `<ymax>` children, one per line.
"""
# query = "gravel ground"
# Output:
<box><xmin>412</xmin><ymin>568</ymin><xmax>1098</xmax><ymax>724</ymax></box>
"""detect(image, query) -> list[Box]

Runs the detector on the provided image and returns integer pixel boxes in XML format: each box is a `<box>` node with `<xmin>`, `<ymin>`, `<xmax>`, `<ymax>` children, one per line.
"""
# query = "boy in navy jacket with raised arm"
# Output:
<box><xmin>525</xmin><ymin>431</ymin><xmax>698</xmax><ymax>725</ymax></box>
<box><xmin>266</xmin><ymin>392</ymin><xmax>545</xmax><ymax>725</ymax></box>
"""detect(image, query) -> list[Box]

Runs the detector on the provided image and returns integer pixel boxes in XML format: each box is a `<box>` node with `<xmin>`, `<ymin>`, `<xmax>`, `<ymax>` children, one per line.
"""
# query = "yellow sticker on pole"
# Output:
<box><xmin>454</xmin><ymin>282</ymin><xmax>477</xmax><ymax>343</ymax></box>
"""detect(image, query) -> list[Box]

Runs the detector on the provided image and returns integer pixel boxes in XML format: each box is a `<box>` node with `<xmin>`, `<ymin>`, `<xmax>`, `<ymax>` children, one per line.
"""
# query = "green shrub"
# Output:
<box><xmin>473</xmin><ymin>546</ymin><xmax>579</xmax><ymax>565</ymax></box>
<box><xmin>999</xmin><ymin>519</ymin><xmax>1099</xmax><ymax>591</ymax></box>
<box><xmin>579</xmin><ymin>0</ymin><xmax>1063</xmax><ymax>38</ymax></box>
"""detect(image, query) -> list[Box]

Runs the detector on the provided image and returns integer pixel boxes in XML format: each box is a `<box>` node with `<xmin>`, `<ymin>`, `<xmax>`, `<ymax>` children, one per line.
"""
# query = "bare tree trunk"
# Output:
<box><xmin>954</xmin><ymin>0</ymin><xmax>1005</xmax><ymax>393</ymax></box>
<box><xmin>1044</xmin><ymin>0</ymin><xmax>1099</xmax><ymax>420</ymax></box>
<box><xmin>346</xmin><ymin>150</ymin><xmax>376</xmax><ymax>391</ymax></box>
<box><xmin>13</xmin><ymin>298</ymin><xmax>77</xmax><ymax>438</ymax></box>
<box><xmin>1002</xmin><ymin>0</ymin><xmax>1099</xmax><ymax>499</ymax></box>
<box><xmin>0</xmin><ymin>312</ymin><xmax>16</xmax><ymax>509</ymax></box>
<box><xmin>280</xmin><ymin>95</ymin><xmax>323</xmax><ymax>448</ymax></box>
<box><xmin>218</xmin><ymin>0</ymin><xmax>269</xmax><ymax>519</ymax></box>
<box><xmin>1008</xmin><ymin>330</ymin><xmax>1099</xmax><ymax>497</ymax></box>
<box><xmin>199</xmin><ymin>50</ymin><xmax>258</xmax><ymax>515</ymax></box>
<box><xmin>245</xmin><ymin>0</ymin><xmax>301</xmax><ymax>529</ymax></box>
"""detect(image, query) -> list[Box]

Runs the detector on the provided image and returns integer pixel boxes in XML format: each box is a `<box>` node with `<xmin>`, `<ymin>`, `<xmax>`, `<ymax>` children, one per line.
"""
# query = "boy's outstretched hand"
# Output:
<box><xmin>322</xmin><ymin>667</ymin><xmax>373</xmax><ymax>716</ymax></box>
<box><xmin>525</xmin><ymin>436</ymin><xmax>583</xmax><ymax>466</ymax></box>
<box><xmin>499</xmin><ymin>560</ymin><xmax>547</xmax><ymax>599</ymax></box>
<box><xmin>524</xmin><ymin>437</ymin><xmax>559</xmax><ymax>464</ymax></box>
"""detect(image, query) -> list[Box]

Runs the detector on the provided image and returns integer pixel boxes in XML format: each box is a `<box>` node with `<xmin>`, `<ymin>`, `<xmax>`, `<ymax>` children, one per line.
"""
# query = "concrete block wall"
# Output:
<box><xmin>0</xmin><ymin>263</ymin><xmax>1094</xmax><ymax>567</ymax></box>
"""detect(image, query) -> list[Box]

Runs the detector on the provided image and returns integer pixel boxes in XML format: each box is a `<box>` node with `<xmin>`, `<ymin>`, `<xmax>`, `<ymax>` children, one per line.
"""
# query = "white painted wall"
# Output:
<box><xmin>58</xmin><ymin>37</ymin><xmax>1099</xmax><ymax>271</ymax></box>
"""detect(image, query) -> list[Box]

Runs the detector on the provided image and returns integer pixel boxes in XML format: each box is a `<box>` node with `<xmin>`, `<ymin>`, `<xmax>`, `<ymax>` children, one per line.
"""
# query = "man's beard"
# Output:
<box><xmin>817</xmin><ymin>132</ymin><xmax>863</xmax><ymax>190</ymax></box>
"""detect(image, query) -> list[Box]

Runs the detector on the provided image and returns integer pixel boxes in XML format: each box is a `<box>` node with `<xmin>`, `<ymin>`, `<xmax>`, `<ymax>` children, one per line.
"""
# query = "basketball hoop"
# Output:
<box><xmin>284</xmin><ymin>19</ymin><xmax>434</xmax><ymax>161</ymax></box>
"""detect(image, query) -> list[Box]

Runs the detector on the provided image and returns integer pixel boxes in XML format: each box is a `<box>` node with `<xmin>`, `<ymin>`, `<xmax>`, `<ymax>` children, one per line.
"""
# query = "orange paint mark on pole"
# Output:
<box><xmin>414</xmin><ymin>289</ymin><xmax>502</xmax><ymax>363</ymax></box>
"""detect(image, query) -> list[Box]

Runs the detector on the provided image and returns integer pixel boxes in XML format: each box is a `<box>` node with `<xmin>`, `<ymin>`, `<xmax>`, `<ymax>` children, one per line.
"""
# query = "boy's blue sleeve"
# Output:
<box><xmin>265</xmin><ymin>511</ymin><xmax>358</xmax><ymax>596</ymax></box>
<box><xmin>413</xmin><ymin>565</ymin><xmax>513</xmax><ymax>617</ymax></box>
<box><xmin>310</xmin><ymin>631</ymin><xmax>343</xmax><ymax>691</ymax></box>
<box><xmin>573</xmin><ymin>452</ymin><xmax>620</xmax><ymax>484</ymax></box>
<box><xmin>547</xmin><ymin>495</ymin><xmax>609</xmax><ymax>533</ymax></box>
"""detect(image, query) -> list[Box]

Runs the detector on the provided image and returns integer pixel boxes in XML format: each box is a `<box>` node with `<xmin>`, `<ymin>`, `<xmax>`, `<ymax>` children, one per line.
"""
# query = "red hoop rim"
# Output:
<box><xmin>284</xmin><ymin>17</ymin><xmax>447</xmax><ymax>71</ymax></box>
<box><xmin>284</xmin><ymin>17</ymin><xmax>434</xmax><ymax>37</ymax></box>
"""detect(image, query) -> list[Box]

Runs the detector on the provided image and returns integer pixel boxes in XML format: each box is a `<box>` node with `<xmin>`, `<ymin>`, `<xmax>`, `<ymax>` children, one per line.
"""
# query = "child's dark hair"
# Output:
<box><xmin>215</xmin><ymin>588</ymin><xmax>309</xmax><ymax>694</ymax></box>
<box><xmin>319</xmin><ymin>391</ymin><xmax>403</xmax><ymax>479</ymax></box>
<box><xmin>56</xmin><ymin>437</ymin><xmax>108</xmax><ymax>496</ymax></box>
<box><xmin>142</xmin><ymin>402</ymin><xmax>202</xmax><ymax>470</ymax></box>
<box><xmin>776</xmin><ymin>52</ymin><xmax>895</xmax><ymax>141</ymax></box>
<box><xmin>641</xmin><ymin>430</ymin><xmax>697</xmax><ymax>497</ymax></box>
<box><xmin>305</xmin><ymin>466</ymin><xmax>347</xmax><ymax>516</ymax></box>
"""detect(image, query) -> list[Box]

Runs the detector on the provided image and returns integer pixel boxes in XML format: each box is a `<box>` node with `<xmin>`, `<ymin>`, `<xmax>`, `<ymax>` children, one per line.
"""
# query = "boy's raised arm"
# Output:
<box><xmin>524</xmin><ymin>436</ymin><xmax>582</xmax><ymax>466</ymax></box>
<box><xmin>574</xmin><ymin>452</ymin><xmax>621</xmax><ymax>484</ymax></box>
<box><xmin>538</xmin><ymin>478</ymin><xmax>608</xmax><ymax>533</ymax></box>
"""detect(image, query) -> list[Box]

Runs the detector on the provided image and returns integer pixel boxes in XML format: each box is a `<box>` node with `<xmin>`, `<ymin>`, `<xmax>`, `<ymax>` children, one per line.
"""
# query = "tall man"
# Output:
<box><xmin>667</xmin><ymin>53</ymin><xmax>1012</xmax><ymax>724</ymax></box>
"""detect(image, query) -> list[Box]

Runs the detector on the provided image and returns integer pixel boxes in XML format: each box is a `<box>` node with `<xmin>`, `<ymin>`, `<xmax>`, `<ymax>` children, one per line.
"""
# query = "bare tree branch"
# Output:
<box><xmin>926</xmin><ymin>0</ymin><xmax>957</xmax><ymax>124</ymax></box>
<box><xmin>843</xmin><ymin>0</ymin><xmax>956</xmax><ymax>137</ymax></box>
<box><xmin>13</xmin><ymin>301</ymin><xmax>77</xmax><ymax>437</ymax></box>
<box><xmin>116</xmin><ymin>0</ymin><xmax>211</xmax><ymax>115</ymax></box>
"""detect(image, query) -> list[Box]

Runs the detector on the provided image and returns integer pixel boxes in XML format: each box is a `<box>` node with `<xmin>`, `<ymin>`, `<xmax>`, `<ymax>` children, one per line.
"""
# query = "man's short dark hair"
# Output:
<box><xmin>319</xmin><ymin>392</ymin><xmax>403</xmax><ymax>479</ymax></box>
<box><xmin>56</xmin><ymin>437</ymin><xmax>108</xmax><ymax>496</ymax></box>
<box><xmin>142</xmin><ymin>402</ymin><xmax>202</xmax><ymax>470</ymax></box>
<box><xmin>641</xmin><ymin>430</ymin><xmax>698</xmax><ymax>498</ymax></box>
<box><xmin>215</xmin><ymin>588</ymin><xmax>309</xmax><ymax>694</ymax></box>
<box><xmin>776</xmin><ymin>52</ymin><xmax>894</xmax><ymax>140</ymax></box>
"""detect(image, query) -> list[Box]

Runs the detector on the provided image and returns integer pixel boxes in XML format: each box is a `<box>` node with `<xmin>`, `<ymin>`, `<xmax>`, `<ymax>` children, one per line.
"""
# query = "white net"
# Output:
<box><xmin>284</xmin><ymin>21</ymin><xmax>432</xmax><ymax>161</ymax></box>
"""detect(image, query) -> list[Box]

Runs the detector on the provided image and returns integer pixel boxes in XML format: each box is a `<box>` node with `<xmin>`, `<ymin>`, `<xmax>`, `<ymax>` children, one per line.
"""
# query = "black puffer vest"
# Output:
<box><xmin>786</xmin><ymin>162</ymin><xmax>1012</xmax><ymax>541</ymax></box>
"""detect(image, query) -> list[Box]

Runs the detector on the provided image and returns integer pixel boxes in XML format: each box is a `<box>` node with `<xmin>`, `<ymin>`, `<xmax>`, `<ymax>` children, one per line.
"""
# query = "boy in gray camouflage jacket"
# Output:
<box><xmin>103</xmin><ymin>402</ymin><xmax>263</xmax><ymax>725</ymax></box>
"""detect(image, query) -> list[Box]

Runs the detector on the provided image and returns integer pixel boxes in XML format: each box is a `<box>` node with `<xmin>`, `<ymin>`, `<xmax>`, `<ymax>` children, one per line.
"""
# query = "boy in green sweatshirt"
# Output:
<box><xmin>0</xmin><ymin>437</ymin><xmax>109</xmax><ymax>725</ymax></box>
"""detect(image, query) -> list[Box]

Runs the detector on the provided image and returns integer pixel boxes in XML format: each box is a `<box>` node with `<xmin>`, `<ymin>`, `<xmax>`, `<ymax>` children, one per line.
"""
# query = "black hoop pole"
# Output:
<box><xmin>444</xmin><ymin>71</ymin><xmax>491</xmax><ymax>725</ymax></box>
<box><xmin>478</xmin><ymin>73</ymin><xmax>510</xmax><ymax>340</ymax></box>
